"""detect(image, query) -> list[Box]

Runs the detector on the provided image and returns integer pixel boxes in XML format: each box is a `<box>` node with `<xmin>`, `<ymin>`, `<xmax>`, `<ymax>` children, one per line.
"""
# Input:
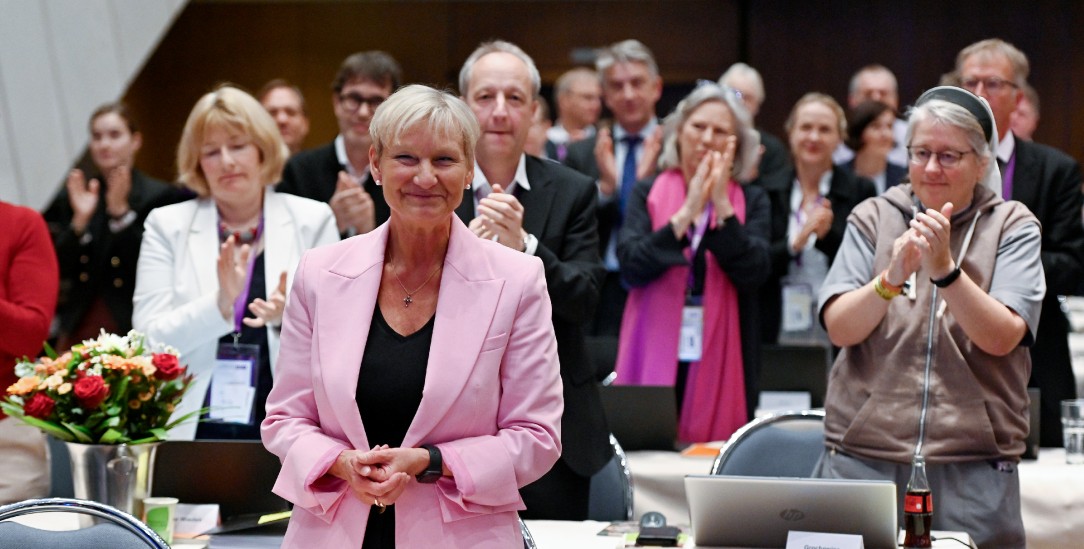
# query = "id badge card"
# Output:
<box><xmin>208</xmin><ymin>342</ymin><xmax>260</xmax><ymax>425</ymax></box>
<box><xmin>678</xmin><ymin>296</ymin><xmax>704</xmax><ymax>363</ymax></box>
<box><xmin>781</xmin><ymin>282</ymin><xmax>815</xmax><ymax>332</ymax></box>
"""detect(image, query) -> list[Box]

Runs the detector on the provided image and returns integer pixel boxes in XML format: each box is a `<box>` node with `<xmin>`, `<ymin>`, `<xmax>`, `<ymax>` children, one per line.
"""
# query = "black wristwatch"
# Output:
<box><xmin>416</xmin><ymin>444</ymin><xmax>442</xmax><ymax>483</ymax></box>
<box><xmin>930</xmin><ymin>265</ymin><xmax>962</xmax><ymax>288</ymax></box>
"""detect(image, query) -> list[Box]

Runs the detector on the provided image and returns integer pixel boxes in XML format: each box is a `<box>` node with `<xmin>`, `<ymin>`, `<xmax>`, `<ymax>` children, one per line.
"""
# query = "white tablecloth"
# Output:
<box><xmin>627</xmin><ymin>448</ymin><xmax>1084</xmax><ymax>549</ymax></box>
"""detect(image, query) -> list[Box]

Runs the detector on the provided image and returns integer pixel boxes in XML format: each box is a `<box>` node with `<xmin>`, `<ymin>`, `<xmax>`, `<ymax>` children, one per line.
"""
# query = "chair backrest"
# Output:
<box><xmin>0</xmin><ymin>497</ymin><xmax>169</xmax><ymax>549</ymax></box>
<box><xmin>588</xmin><ymin>434</ymin><xmax>634</xmax><ymax>521</ymax></box>
<box><xmin>519</xmin><ymin>516</ymin><xmax>537</xmax><ymax>549</ymax></box>
<box><xmin>710</xmin><ymin>409</ymin><xmax>826</xmax><ymax>477</ymax></box>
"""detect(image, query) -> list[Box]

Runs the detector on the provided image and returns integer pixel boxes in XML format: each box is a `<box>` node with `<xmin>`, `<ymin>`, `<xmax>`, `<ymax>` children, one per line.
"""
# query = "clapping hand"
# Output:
<box><xmin>216</xmin><ymin>235</ymin><xmax>252</xmax><ymax>321</ymax></box>
<box><xmin>244</xmin><ymin>271</ymin><xmax>287</xmax><ymax>328</ymax></box>
<box><xmin>473</xmin><ymin>183</ymin><xmax>527</xmax><ymax>251</ymax></box>
<box><xmin>594</xmin><ymin>127</ymin><xmax>617</xmax><ymax>196</ymax></box>
<box><xmin>329</xmin><ymin>171</ymin><xmax>376</xmax><ymax>235</ymax></box>
<box><xmin>102</xmin><ymin>164</ymin><xmax>132</xmax><ymax>219</ymax></box>
<box><xmin>66</xmin><ymin>169</ymin><xmax>99</xmax><ymax>233</ymax></box>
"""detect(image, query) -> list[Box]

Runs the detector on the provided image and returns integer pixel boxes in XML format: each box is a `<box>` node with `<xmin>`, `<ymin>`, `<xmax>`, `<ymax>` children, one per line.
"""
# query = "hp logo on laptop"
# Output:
<box><xmin>779</xmin><ymin>509</ymin><xmax>805</xmax><ymax>521</ymax></box>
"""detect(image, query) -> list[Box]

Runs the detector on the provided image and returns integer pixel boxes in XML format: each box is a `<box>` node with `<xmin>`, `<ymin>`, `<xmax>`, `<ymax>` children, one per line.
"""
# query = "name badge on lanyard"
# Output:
<box><xmin>678</xmin><ymin>206</ymin><xmax>713</xmax><ymax>363</ymax></box>
<box><xmin>210</xmin><ymin>342</ymin><xmax>261</xmax><ymax>425</ymax></box>
<box><xmin>679</xmin><ymin>297</ymin><xmax>704</xmax><ymax>362</ymax></box>
<box><xmin>207</xmin><ymin>214</ymin><xmax>264</xmax><ymax>426</ymax></box>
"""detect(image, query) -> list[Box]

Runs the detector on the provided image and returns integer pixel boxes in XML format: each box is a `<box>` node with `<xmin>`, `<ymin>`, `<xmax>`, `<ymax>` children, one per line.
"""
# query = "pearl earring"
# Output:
<box><xmin>375</xmin><ymin>180</ymin><xmax>381</xmax><ymax>186</ymax></box>
<box><xmin>466</xmin><ymin>183</ymin><xmax>472</xmax><ymax>189</ymax></box>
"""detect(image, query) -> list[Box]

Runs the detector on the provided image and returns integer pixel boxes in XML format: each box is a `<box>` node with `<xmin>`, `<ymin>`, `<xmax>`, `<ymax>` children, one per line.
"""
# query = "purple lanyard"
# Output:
<box><xmin>1002</xmin><ymin>150</ymin><xmax>1017</xmax><ymax>199</ymax></box>
<box><xmin>222</xmin><ymin>216</ymin><xmax>265</xmax><ymax>339</ymax></box>
<box><xmin>687</xmin><ymin>203</ymin><xmax>713</xmax><ymax>291</ymax></box>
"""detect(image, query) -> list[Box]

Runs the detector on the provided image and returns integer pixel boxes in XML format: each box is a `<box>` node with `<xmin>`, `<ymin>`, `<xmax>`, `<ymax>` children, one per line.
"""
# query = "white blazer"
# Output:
<box><xmin>133</xmin><ymin>187</ymin><xmax>338</xmax><ymax>440</ymax></box>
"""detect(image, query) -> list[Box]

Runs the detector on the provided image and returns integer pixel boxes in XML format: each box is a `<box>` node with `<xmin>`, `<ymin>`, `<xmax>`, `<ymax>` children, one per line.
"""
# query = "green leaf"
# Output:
<box><xmin>42</xmin><ymin>340</ymin><xmax>58</xmax><ymax>360</ymax></box>
<box><xmin>61</xmin><ymin>422</ymin><xmax>94</xmax><ymax>443</ymax></box>
<box><xmin>0</xmin><ymin>400</ymin><xmax>24</xmax><ymax>417</ymax></box>
<box><xmin>104</xmin><ymin>416</ymin><xmax>121</xmax><ymax>428</ymax></box>
<box><xmin>149</xmin><ymin>427</ymin><xmax>169</xmax><ymax>440</ymax></box>
<box><xmin>106</xmin><ymin>405</ymin><xmax>122</xmax><ymax>416</ymax></box>
<box><xmin>20</xmin><ymin>416</ymin><xmax>76</xmax><ymax>441</ymax></box>
<box><xmin>98</xmin><ymin>428</ymin><xmax>124</xmax><ymax>444</ymax></box>
<box><xmin>165</xmin><ymin>408</ymin><xmax>207</xmax><ymax>430</ymax></box>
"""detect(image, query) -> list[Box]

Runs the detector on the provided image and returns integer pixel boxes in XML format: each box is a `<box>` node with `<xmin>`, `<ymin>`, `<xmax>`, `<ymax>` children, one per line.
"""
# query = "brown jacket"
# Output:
<box><xmin>822</xmin><ymin>184</ymin><xmax>1042</xmax><ymax>463</ymax></box>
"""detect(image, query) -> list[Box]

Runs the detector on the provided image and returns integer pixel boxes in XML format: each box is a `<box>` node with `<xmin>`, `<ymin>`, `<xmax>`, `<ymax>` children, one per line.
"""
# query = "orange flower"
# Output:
<box><xmin>128</xmin><ymin>399</ymin><xmax>141</xmax><ymax>409</ymax></box>
<box><xmin>7</xmin><ymin>377</ymin><xmax>40</xmax><ymax>396</ymax></box>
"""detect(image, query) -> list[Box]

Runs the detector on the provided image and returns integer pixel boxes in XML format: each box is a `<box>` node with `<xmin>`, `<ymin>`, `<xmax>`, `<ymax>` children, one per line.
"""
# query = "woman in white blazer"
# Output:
<box><xmin>133</xmin><ymin>86</ymin><xmax>337</xmax><ymax>440</ymax></box>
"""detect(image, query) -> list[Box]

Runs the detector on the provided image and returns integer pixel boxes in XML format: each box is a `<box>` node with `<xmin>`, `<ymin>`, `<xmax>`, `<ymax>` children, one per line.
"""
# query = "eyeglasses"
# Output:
<box><xmin>907</xmin><ymin>147</ymin><xmax>973</xmax><ymax>168</ymax></box>
<box><xmin>338</xmin><ymin>92</ymin><xmax>386</xmax><ymax>112</ymax></box>
<box><xmin>960</xmin><ymin>76</ymin><xmax>1018</xmax><ymax>94</ymax></box>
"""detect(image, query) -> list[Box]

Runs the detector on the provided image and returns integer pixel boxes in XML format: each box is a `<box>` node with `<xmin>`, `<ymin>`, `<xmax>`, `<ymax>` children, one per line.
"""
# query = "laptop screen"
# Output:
<box><xmin>151</xmin><ymin>440</ymin><xmax>289</xmax><ymax>520</ymax></box>
<box><xmin>685</xmin><ymin>474</ymin><xmax>898</xmax><ymax>549</ymax></box>
<box><xmin>598</xmin><ymin>384</ymin><xmax>678</xmax><ymax>451</ymax></box>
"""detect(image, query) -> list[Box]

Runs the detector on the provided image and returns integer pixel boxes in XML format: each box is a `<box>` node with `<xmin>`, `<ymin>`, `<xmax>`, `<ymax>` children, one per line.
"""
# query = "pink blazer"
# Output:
<box><xmin>261</xmin><ymin>217</ymin><xmax>562</xmax><ymax>548</ymax></box>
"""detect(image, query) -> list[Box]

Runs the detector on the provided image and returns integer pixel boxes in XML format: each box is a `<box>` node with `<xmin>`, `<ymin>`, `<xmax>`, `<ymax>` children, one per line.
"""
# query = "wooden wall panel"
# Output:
<box><xmin>123</xmin><ymin>0</ymin><xmax>738</xmax><ymax>183</ymax></box>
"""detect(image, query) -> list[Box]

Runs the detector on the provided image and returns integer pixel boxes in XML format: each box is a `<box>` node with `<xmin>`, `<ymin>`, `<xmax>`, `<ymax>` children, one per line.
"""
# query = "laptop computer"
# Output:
<box><xmin>151</xmin><ymin>440</ymin><xmax>290</xmax><ymax>521</ymax></box>
<box><xmin>685</xmin><ymin>475</ymin><xmax>898</xmax><ymax>549</ymax></box>
<box><xmin>598</xmin><ymin>384</ymin><xmax>678</xmax><ymax>451</ymax></box>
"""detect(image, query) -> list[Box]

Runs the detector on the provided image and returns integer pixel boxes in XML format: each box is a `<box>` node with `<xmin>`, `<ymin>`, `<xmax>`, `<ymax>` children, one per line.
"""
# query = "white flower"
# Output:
<box><xmin>94</xmin><ymin>330</ymin><xmax>131</xmax><ymax>354</ymax></box>
<box><xmin>13</xmin><ymin>361</ymin><xmax>35</xmax><ymax>378</ymax></box>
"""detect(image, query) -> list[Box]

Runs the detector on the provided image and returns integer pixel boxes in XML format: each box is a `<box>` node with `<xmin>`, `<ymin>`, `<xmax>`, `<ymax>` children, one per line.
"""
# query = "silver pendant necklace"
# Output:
<box><xmin>392</xmin><ymin>263</ymin><xmax>442</xmax><ymax>307</ymax></box>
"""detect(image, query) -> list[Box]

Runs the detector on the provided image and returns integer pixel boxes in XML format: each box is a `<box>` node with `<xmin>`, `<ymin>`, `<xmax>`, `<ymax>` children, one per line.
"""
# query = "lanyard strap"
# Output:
<box><xmin>222</xmin><ymin>215</ymin><xmax>265</xmax><ymax>338</ymax></box>
<box><xmin>687</xmin><ymin>203</ymin><xmax>714</xmax><ymax>291</ymax></box>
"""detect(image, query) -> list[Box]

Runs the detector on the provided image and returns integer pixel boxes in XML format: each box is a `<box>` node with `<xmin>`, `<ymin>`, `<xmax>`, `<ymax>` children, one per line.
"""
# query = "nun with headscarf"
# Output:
<box><xmin>814</xmin><ymin>87</ymin><xmax>1043</xmax><ymax>548</ymax></box>
<box><xmin>613</xmin><ymin>83</ymin><xmax>770</xmax><ymax>443</ymax></box>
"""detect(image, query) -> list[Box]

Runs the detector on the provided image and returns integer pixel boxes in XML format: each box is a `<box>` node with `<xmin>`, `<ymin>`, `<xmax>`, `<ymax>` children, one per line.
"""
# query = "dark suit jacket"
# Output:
<box><xmin>43</xmin><ymin>169</ymin><xmax>187</xmax><ymax>340</ymax></box>
<box><xmin>839</xmin><ymin>159</ymin><xmax>908</xmax><ymax>192</ymax></box>
<box><xmin>756</xmin><ymin>166</ymin><xmax>877</xmax><ymax>343</ymax></box>
<box><xmin>455</xmin><ymin>155</ymin><xmax>611</xmax><ymax>477</ymax></box>
<box><xmin>276</xmin><ymin>141</ymin><xmax>390</xmax><ymax>231</ymax></box>
<box><xmin>757</xmin><ymin>129</ymin><xmax>791</xmax><ymax>182</ymax></box>
<box><xmin>1011</xmin><ymin>136</ymin><xmax>1084</xmax><ymax>446</ymax></box>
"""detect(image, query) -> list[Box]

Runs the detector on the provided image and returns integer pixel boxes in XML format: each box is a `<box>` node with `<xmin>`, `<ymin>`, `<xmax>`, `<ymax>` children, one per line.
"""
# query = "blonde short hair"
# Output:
<box><xmin>176</xmin><ymin>85</ymin><xmax>288</xmax><ymax>196</ymax></box>
<box><xmin>369</xmin><ymin>84</ymin><xmax>481</xmax><ymax>168</ymax></box>
<box><xmin>784</xmin><ymin>92</ymin><xmax>846</xmax><ymax>139</ymax></box>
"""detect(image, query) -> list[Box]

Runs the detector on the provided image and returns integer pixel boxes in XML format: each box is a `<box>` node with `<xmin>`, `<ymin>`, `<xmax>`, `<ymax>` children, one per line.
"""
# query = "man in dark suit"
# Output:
<box><xmin>957</xmin><ymin>38</ymin><xmax>1084</xmax><ymax>447</ymax></box>
<box><xmin>719</xmin><ymin>62</ymin><xmax>791</xmax><ymax>182</ymax></box>
<box><xmin>276</xmin><ymin>51</ymin><xmax>400</xmax><ymax>237</ymax></box>
<box><xmin>564</xmin><ymin>39</ymin><xmax>664</xmax><ymax>377</ymax></box>
<box><xmin>456</xmin><ymin>39</ymin><xmax>610</xmax><ymax>520</ymax></box>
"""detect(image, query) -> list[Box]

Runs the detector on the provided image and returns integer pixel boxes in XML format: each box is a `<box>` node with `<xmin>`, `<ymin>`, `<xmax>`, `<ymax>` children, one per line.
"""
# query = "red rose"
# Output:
<box><xmin>24</xmin><ymin>393</ymin><xmax>56</xmax><ymax>419</ymax></box>
<box><xmin>152</xmin><ymin>353</ymin><xmax>183</xmax><ymax>381</ymax></box>
<box><xmin>74</xmin><ymin>375</ymin><xmax>110</xmax><ymax>409</ymax></box>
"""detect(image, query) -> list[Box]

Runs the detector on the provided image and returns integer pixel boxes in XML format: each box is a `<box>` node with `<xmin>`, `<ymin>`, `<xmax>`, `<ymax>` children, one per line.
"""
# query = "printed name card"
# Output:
<box><xmin>785</xmin><ymin>530</ymin><xmax>864</xmax><ymax>549</ymax></box>
<box><xmin>173</xmin><ymin>503</ymin><xmax>220</xmax><ymax>537</ymax></box>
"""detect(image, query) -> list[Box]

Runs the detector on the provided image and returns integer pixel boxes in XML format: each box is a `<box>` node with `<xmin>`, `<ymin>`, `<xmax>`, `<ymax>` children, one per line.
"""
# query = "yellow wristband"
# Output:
<box><xmin>873</xmin><ymin>273</ymin><xmax>901</xmax><ymax>300</ymax></box>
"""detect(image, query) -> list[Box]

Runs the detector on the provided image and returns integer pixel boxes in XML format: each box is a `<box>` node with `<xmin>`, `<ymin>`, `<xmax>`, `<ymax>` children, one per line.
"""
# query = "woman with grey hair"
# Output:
<box><xmin>261</xmin><ymin>84</ymin><xmax>562</xmax><ymax>548</ymax></box>
<box><xmin>613</xmin><ymin>83</ymin><xmax>770</xmax><ymax>442</ymax></box>
<box><xmin>815</xmin><ymin>87</ymin><xmax>1042</xmax><ymax>547</ymax></box>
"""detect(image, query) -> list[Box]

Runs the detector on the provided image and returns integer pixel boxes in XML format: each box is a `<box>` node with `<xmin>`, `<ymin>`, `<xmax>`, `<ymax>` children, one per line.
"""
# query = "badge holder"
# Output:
<box><xmin>206</xmin><ymin>339</ymin><xmax>261</xmax><ymax>425</ymax></box>
<box><xmin>679</xmin><ymin>294</ymin><xmax>704</xmax><ymax>362</ymax></box>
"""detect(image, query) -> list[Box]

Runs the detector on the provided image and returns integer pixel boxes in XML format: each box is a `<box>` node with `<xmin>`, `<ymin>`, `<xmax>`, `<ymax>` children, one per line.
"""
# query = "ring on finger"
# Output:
<box><xmin>374</xmin><ymin>498</ymin><xmax>386</xmax><ymax>513</ymax></box>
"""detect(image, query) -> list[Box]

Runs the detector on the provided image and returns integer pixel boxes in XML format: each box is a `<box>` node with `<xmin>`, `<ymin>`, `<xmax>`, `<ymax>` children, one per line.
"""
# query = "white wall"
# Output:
<box><xmin>0</xmin><ymin>0</ymin><xmax>187</xmax><ymax>210</ymax></box>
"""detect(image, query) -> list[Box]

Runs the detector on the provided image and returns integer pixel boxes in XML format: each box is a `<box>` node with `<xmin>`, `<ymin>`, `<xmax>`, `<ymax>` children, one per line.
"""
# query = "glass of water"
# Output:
<box><xmin>1061</xmin><ymin>399</ymin><xmax>1084</xmax><ymax>465</ymax></box>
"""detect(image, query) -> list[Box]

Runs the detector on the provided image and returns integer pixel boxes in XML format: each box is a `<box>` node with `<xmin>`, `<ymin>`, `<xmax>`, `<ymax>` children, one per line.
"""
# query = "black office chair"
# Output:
<box><xmin>588</xmin><ymin>434</ymin><xmax>634</xmax><ymax>521</ymax></box>
<box><xmin>710</xmin><ymin>409</ymin><xmax>826</xmax><ymax>477</ymax></box>
<box><xmin>0</xmin><ymin>497</ymin><xmax>169</xmax><ymax>549</ymax></box>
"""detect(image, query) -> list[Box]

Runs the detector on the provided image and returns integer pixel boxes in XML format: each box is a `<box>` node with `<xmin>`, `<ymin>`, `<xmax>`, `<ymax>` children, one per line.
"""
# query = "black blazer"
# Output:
<box><xmin>1011</xmin><ymin>137</ymin><xmax>1084</xmax><ymax>446</ymax></box>
<box><xmin>276</xmin><ymin>141</ymin><xmax>389</xmax><ymax>231</ymax></box>
<box><xmin>44</xmin><ymin>169</ymin><xmax>188</xmax><ymax>340</ymax></box>
<box><xmin>756</xmin><ymin>165</ymin><xmax>877</xmax><ymax>343</ymax></box>
<box><xmin>455</xmin><ymin>155</ymin><xmax>611</xmax><ymax>477</ymax></box>
<box><xmin>839</xmin><ymin>159</ymin><xmax>908</xmax><ymax>192</ymax></box>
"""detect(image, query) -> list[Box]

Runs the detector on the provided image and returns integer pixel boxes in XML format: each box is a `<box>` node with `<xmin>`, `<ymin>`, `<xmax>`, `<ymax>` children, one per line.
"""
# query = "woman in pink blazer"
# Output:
<box><xmin>261</xmin><ymin>85</ymin><xmax>563</xmax><ymax>548</ymax></box>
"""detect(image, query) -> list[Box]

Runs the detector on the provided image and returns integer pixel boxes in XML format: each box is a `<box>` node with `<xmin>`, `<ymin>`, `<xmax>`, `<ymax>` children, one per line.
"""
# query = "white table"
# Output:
<box><xmin>627</xmin><ymin>448</ymin><xmax>1084</xmax><ymax>549</ymax></box>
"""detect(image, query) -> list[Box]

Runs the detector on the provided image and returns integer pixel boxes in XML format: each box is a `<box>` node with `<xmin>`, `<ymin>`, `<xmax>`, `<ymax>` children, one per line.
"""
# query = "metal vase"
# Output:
<box><xmin>64</xmin><ymin>441</ymin><xmax>160</xmax><ymax>524</ymax></box>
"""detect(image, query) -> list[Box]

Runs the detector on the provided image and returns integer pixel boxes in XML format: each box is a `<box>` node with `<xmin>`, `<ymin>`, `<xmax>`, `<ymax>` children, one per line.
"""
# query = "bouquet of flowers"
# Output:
<box><xmin>2</xmin><ymin>330</ymin><xmax>196</xmax><ymax>444</ymax></box>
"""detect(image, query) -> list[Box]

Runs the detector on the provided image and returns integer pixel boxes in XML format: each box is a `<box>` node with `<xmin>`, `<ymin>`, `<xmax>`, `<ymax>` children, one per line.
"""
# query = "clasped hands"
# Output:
<box><xmin>216</xmin><ymin>236</ymin><xmax>287</xmax><ymax>326</ymax></box>
<box><xmin>469</xmin><ymin>183</ymin><xmax>527</xmax><ymax>251</ymax></box>
<box><xmin>669</xmin><ymin>136</ymin><xmax>737</xmax><ymax>239</ymax></box>
<box><xmin>330</xmin><ymin>170</ymin><xmax>376</xmax><ymax>235</ymax></box>
<box><xmin>884</xmin><ymin>202</ymin><xmax>956</xmax><ymax>287</ymax></box>
<box><xmin>330</xmin><ymin>446</ymin><xmax>430</xmax><ymax>509</ymax></box>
